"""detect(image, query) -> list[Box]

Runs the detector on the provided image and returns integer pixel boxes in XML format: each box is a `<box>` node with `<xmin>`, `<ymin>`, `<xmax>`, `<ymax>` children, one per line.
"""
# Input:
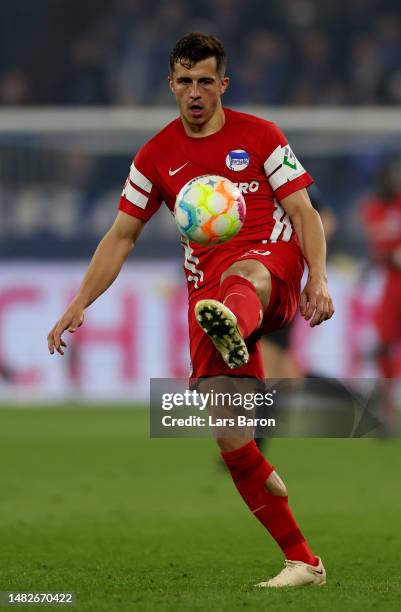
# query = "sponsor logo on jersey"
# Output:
<box><xmin>234</xmin><ymin>181</ymin><xmax>259</xmax><ymax>194</ymax></box>
<box><xmin>169</xmin><ymin>162</ymin><xmax>188</xmax><ymax>176</ymax></box>
<box><xmin>225</xmin><ymin>149</ymin><xmax>250</xmax><ymax>172</ymax></box>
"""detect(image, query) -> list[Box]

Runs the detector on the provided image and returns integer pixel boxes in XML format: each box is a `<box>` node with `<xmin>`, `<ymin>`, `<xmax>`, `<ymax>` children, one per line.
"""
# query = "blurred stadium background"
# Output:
<box><xmin>1</xmin><ymin>0</ymin><xmax>401</xmax><ymax>403</ymax></box>
<box><xmin>0</xmin><ymin>1</ymin><xmax>401</xmax><ymax>610</ymax></box>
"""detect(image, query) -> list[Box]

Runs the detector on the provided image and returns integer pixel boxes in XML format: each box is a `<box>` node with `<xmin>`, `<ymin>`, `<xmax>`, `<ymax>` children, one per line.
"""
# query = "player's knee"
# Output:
<box><xmin>264</xmin><ymin>470</ymin><xmax>288</xmax><ymax>497</ymax></box>
<box><xmin>222</xmin><ymin>260</ymin><xmax>271</xmax><ymax>302</ymax></box>
<box><xmin>220</xmin><ymin>264</ymin><xmax>254</xmax><ymax>285</ymax></box>
<box><xmin>220</xmin><ymin>265</ymin><xmax>270</xmax><ymax>308</ymax></box>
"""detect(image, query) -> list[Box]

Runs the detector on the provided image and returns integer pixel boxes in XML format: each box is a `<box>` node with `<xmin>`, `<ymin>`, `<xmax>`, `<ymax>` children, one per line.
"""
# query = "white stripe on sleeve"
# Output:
<box><xmin>129</xmin><ymin>163</ymin><xmax>152</xmax><ymax>194</ymax></box>
<box><xmin>122</xmin><ymin>181</ymin><xmax>149</xmax><ymax>209</ymax></box>
<box><xmin>263</xmin><ymin>145</ymin><xmax>282</xmax><ymax>176</ymax></box>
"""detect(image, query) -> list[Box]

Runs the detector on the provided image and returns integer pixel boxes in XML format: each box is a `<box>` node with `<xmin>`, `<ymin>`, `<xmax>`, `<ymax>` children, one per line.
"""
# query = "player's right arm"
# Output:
<box><xmin>47</xmin><ymin>212</ymin><xmax>144</xmax><ymax>355</ymax></box>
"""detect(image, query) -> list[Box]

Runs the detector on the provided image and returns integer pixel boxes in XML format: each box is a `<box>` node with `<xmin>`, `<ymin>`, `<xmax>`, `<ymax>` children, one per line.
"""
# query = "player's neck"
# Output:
<box><xmin>181</xmin><ymin>107</ymin><xmax>226</xmax><ymax>138</ymax></box>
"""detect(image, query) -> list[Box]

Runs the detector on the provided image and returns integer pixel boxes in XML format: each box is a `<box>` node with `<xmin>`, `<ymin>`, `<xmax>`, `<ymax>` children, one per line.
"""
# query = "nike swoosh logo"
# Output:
<box><xmin>169</xmin><ymin>163</ymin><xmax>188</xmax><ymax>176</ymax></box>
<box><xmin>313</xmin><ymin>568</ymin><xmax>324</xmax><ymax>575</ymax></box>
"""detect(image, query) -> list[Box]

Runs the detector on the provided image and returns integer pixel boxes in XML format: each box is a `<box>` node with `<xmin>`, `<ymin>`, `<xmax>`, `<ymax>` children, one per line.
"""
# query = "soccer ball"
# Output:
<box><xmin>174</xmin><ymin>175</ymin><xmax>246</xmax><ymax>246</ymax></box>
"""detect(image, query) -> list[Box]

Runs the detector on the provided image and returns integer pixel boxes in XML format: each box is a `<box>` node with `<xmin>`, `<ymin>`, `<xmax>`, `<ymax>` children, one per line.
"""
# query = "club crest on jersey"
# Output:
<box><xmin>225</xmin><ymin>149</ymin><xmax>250</xmax><ymax>172</ymax></box>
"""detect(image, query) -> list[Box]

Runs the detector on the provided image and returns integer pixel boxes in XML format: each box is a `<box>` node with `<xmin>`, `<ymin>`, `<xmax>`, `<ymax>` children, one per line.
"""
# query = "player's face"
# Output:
<box><xmin>169</xmin><ymin>57</ymin><xmax>229</xmax><ymax>132</ymax></box>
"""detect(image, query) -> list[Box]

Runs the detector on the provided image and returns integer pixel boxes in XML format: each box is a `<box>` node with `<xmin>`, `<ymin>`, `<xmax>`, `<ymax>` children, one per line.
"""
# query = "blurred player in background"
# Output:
<box><xmin>48</xmin><ymin>33</ymin><xmax>334</xmax><ymax>588</ymax></box>
<box><xmin>360</xmin><ymin>157</ymin><xmax>401</xmax><ymax>431</ymax></box>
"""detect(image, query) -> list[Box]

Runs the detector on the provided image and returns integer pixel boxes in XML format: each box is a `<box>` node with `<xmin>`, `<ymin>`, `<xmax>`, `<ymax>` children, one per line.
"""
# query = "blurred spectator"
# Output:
<box><xmin>0</xmin><ymin>70</ymin><xmax>30</xmax><ymax>105</ymax></box>
<box><xmin>349</xmin><ymin>34</ymin><xmax>383</xmax><ymax>104</ymax></box>
<box><xmin>0</xmin><ymin>0</ymin><xmax>400</xmax><ymax>106</ymax></box>
<box><xmin>229</xmin><ymin>30</ymin><xmax>292</xmax><ymax>105</ymax></box>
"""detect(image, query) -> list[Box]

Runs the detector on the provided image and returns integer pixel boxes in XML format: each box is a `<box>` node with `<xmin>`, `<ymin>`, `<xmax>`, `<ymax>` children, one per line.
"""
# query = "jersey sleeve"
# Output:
<box><xmin>118</xmin><ymin>144</ymin><xmax>162</xmax><ymax>222</ymax></box>
<box><xmin>262</xmin><ymin>123</ymin><xmax>313</xmax><ymax>200</ymax></box>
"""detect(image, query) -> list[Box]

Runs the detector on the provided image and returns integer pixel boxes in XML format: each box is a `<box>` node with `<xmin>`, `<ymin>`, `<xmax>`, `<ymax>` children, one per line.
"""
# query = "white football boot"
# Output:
<box><xmin>255</xmin><ymin>557</ymin><xmax>326</xmax><ymax>588</ymax></box>
<box><xmin>194</xmin><ymin>299</ymin><xmax>249</xmax><ymax>369</ymax></box>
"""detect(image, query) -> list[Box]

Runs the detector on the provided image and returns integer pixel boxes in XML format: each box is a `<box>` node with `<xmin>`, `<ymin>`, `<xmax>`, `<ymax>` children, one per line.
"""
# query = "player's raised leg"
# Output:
<box><xmin>195</xmin><ymin>259</ymin><xmax>268</xmax><ymax>369</ymax></box>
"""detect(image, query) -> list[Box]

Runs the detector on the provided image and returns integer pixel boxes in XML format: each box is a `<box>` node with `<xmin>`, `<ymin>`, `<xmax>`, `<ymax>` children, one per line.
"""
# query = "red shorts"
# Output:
<box><xmin>188</xmin><ymin>240</ymin><xmax>304</xmax><ymax>378</ymax></box>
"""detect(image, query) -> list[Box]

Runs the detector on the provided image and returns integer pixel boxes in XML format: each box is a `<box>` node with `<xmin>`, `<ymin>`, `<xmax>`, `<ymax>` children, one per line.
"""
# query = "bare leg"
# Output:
<box><xmin>220</xmin><ymin>259</ymin><xmax>272</xmax><ymax>311</ymax></box>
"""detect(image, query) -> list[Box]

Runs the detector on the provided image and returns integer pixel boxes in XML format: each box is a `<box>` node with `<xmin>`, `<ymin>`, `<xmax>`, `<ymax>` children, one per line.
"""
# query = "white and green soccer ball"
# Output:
<box><xmin>174</xmin><ymin>175</ymin><xmax>246</xmax><ymax>246</ymax></box>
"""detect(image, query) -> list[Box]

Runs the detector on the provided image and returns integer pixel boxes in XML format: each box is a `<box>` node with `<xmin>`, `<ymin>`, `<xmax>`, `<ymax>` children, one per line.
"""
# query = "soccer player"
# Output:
<box><xmin>48</xmin><ymin>33</ymin><xmax>334</xmax><ymax>587</ymax></box>
<box><xmin>360</xmin><ymin>157</ymin><xmax>401</xmax><ymax>431</ymax></box>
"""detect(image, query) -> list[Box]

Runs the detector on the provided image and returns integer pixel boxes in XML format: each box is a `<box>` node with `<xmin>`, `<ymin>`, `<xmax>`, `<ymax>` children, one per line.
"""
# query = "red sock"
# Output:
<box><xmin>221</xmin><ymin>440</ymin><xmax>317</xmax><ymax>565</ymax></box>
<box><xmin>219</xmin><ymin>275</ymin><xmax>262</xmax><ymax>338</ymax></box>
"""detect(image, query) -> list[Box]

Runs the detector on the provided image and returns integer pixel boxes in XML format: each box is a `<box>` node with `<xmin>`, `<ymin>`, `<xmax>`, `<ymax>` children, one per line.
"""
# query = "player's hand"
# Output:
<box><xmin>299</xmin><ymin>274</ymin><xmax>334</xmax><ymax>327</ymax></box>
<box><xmin>47</xmin><ymin>299</ymin><xmax>85</xmax><ymax>355</ymax></box>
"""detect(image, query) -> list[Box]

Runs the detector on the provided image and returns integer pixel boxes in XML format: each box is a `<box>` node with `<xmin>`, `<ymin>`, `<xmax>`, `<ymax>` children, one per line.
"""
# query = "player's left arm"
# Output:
<box><xmin>280</xmin><ymin>188</ymin><xmax>335</xmax><ymax>327</ymax></box>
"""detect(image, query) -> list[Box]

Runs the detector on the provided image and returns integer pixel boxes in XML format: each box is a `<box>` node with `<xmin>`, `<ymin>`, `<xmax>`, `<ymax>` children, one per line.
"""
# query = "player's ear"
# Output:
<box><xmin>168</xmin><ymin>75</ymin><xmax>175</xmax><ymax>94</ymax></box>
<box><xmin>220</xmin><ymin>76</ymin><xmax>229</xmax><ymax>95</ymax></box>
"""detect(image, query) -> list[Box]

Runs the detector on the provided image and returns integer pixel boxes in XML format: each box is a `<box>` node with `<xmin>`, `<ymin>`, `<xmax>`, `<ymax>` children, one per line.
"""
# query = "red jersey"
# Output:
<box><xmin>360</xmin><ymin>193</ymin><xmax>401</xmax><ymax>346</ymax></box>
<box><xmin>360</xmin><ymin>194</ymin><xmax>401</xmax><ymax>265</ymax></box>
<box><xmin>119</xmin><ymin>108</ymin><xmax>313</xmax><ymax>296</ymax></box>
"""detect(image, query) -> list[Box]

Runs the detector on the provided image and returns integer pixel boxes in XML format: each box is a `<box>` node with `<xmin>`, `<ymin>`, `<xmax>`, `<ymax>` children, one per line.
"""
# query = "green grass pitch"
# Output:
<box><xmin>0</xmin><ymin>407</ymin><xmax>400</xmax><ymax>611</ymax></box>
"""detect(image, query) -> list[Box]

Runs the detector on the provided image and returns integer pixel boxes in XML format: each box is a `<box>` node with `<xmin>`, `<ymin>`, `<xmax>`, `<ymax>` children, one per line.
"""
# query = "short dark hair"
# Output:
<box><xmin>169</xmin><ymin>33</ymin><xmax>227</xmax><ymax>75</ymax></box>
